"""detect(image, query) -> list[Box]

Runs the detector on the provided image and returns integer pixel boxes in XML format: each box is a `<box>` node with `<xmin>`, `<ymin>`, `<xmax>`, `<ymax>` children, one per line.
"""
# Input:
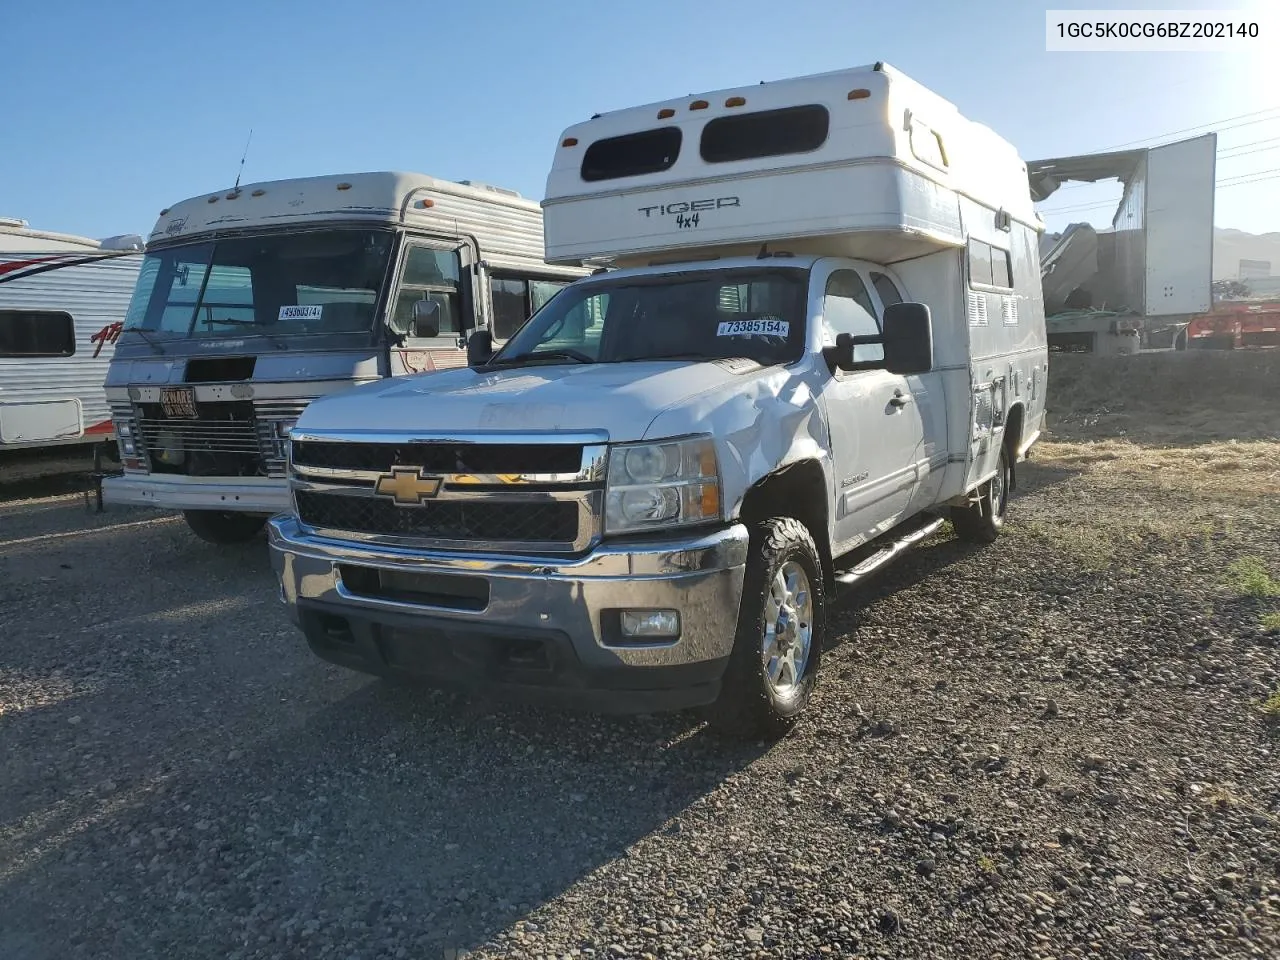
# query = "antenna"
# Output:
<box><xmin>233</xmin><ymin>128</ymin><xmax>254</xmax><ymax>191</ymax></box>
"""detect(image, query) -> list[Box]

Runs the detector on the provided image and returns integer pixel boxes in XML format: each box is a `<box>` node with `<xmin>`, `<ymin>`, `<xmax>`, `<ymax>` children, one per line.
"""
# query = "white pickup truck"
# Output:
<box><xmin>268</xmin><ymin>63</ymin><xmax>1048</xmax><ymax>738</ymax></box>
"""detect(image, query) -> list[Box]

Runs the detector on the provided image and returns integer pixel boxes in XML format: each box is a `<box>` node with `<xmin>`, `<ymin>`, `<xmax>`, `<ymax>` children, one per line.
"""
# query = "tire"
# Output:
<box><xmin>951</xmin><ymin>444</ymin><xmax>1010</xmax><ymax>544</ymax></box>
<box><xmin>182</xmin><ymin>510</ymin><xmax>268</xmax><ymax>545</ymax></box>
<box><xmin>704</xmin><ymin>517</ymin><xmax>827</xmax><ymax>740</ymax></box>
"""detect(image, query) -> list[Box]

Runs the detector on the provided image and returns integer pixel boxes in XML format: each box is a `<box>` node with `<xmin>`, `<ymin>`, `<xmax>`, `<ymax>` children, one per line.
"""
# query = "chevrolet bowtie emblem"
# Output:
<box><xmin>374</xmin><ymin>467</ymin><xmax>443</xmax><ymax>505</ymax></box>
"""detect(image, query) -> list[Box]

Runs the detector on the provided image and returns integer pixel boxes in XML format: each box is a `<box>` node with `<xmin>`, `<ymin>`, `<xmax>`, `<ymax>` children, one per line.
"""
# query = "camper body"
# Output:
<box><xmin>0</xmin><ymin>219</ymin><xmax>143</xmax><ymax>453</ymax></box>
<box><xmin>102</xmin><ymin>172</ymin><xmax>585</xmax><ymax>543</ymax></box>
<box><xmin>268</xmin><ymin>65</ymin><xmax>1048</xmax><ymax>734</ymax></box>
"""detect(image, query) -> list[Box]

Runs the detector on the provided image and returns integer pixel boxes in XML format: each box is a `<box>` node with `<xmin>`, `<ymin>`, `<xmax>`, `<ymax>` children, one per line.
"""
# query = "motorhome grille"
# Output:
<box><xmin>137</xmin><ymin>401</ymin><xmax>260</xmax><ymax>456</ymax></box>
<box><xmin>294</xmin><ymin>491</ymin><xmax>579</xmax><ymax>544</ymax></box>
<box><xmin>290</xmin><ymin>441</ymin><xmax>585</xmax><ymax>475</ymax></box>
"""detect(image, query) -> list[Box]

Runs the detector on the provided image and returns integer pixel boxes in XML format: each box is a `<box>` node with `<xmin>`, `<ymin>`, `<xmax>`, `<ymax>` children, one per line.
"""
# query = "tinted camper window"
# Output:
<box><xmin>700</xmin><ymin>105</ymin><xmax>829</xmax><ymax>163</ymax></box>
<box><xmin>581</xmin><ymin>127</ymin><xmax>682</xmax><ymax>182</ymax></box>
<box><xmin>0</xmin><ymin>310</ymin><xmax>76</xmax><ymax>357</ymax></box>
<box><xmin>968</xmin><ymin>240</ymin><xmax>1012</xmax><ymax>291</ymax></box>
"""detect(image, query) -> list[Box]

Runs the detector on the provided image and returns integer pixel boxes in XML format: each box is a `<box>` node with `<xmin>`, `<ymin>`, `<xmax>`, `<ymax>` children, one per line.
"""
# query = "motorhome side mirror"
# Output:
<box><xmin>828</xmin><ymin>333</ymin><xmax>857</xmax><ymax>371</ymax></box>
<box><xmin>411</xmin><ymin>299</ymin><xmax>441</xmax><ymax>339</ymax></box>
<box><xmin>467</xmin><ymin>330</ymin><xmax>494</xmax><ymax>367</ymax></box>
<box><xmin>881</xmin><ymin>302</ymin><xmax>934</xmax><ymax>375</ymax></box>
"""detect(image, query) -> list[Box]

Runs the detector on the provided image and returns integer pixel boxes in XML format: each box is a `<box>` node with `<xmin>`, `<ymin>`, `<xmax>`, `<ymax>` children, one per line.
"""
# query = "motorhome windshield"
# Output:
<box><xmin>491</xmin><ymin>266</ymin><xmax>808</xmax><ymax>367</ymax></box>
<box><xmin>124</xmin><ymin>229</ymin><xmax>394</xmax><ymax>338</ymax></box>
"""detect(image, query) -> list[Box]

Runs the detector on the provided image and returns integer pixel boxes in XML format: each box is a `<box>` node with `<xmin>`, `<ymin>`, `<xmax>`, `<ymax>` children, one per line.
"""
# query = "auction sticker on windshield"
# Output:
<box><xmin>279</xmin><ymin>305</ymin><xmax>323</xmax><ymax>322</ymax></box>
<box><xmin>716</xmin><ymin>318</ymin><xmax>790</xmax><ymax>337</ymax></box>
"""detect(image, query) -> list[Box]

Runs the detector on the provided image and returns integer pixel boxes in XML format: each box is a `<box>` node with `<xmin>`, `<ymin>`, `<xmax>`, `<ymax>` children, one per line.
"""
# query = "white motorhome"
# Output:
<box><xmin>0</xmin><ymin>219</ymin><xmax>143</xmax><ymax>454</ymax></box>
<box><xmin>102</xmin><ymin>172</ymin><xmax>585</xmax><ymax>543</ymax></box>
<box><xmin>268</xmin><ymin>64</ymin><xmax>1048</xmax><ymax>737</ymax></box>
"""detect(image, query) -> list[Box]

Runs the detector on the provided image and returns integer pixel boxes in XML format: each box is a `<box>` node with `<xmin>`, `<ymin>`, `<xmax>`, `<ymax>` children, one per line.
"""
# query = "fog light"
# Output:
<box><xmin>620</xmin><ymin>609</ymin><xmax>680</xmax><ymax>639</ymax></box>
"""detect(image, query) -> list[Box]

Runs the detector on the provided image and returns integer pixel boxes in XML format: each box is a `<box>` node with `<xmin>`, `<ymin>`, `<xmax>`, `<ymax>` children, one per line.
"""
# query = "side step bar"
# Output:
<box><xmin>833</xmin><ymin>516</ymin><xmax>946</xmax><ymax>586</ymax></box>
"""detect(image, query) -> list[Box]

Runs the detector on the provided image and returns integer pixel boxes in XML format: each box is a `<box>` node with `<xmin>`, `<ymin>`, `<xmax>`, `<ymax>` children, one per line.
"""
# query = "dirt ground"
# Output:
<box><xmin>0</xmin><ymin>350</ymin><xmax>1277</xmax><ymax>960</ymax></box>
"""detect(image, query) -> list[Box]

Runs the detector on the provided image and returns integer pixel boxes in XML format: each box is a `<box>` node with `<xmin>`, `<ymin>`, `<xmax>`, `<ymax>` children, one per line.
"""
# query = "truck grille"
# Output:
<box><xmin>290</xmin><ymin>440</ymin><xmax>584</xmax><ymax>475</ymax></box>
<box><xmin>295</xmin><ymin>491</ymin><xmax>580</xmax><ymax>544</ymax></box>
<box><xmin>137</xmin><ymin>402</ymin><xmax>261</xmax><ymax>456</ymax></box>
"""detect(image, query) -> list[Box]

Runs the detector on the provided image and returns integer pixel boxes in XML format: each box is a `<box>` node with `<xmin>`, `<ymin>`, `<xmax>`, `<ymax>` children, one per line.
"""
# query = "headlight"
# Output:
<box><xmin>605</xmin><ymin>436</ymin><xmax>721</xmax><ymax>534</ymax></box>
<box><xmin>115</xmin><ymin>420</ymin><xmax>137</xmax><ymax>457</ymax></box>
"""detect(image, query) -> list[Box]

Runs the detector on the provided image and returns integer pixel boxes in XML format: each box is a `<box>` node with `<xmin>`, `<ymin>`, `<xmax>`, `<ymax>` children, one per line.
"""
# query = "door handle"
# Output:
<box><xmin>889</xmin><ymin>391</ymin><xmax>912</xmax><ymax>408</ymax></box>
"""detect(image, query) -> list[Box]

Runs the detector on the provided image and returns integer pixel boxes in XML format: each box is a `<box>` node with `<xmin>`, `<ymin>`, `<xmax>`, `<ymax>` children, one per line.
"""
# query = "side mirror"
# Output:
<box><xmin>467</xmin><ymin>330</ymin><xmax>494</xmax><ymax>367</ymax></box>
<box><xmin>881</xmin><ymin>302</ymin><xmax>934</xmax><ymax>375</ymax></box>
<box><xmin>411</xmin><ymin>299</ymin><xmax>441</xmax><ymax>339</ymax></box>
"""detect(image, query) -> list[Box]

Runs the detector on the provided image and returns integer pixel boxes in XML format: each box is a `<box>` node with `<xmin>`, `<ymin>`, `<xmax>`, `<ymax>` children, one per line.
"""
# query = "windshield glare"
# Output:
<box><xmin>494</xmin><ymin>267</ymin><xmax>808</xmax><ymax>367</ymax></box>
<box><xmin>124</xmin><ymin>230</ymin><xmax>394</xmax><ymax>337</ymax></box>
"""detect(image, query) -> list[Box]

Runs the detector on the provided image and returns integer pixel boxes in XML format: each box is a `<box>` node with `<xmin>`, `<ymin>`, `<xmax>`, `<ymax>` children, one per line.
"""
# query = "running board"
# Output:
<box><xmin>833</xmin><ymin>516</ymin><xmax>946</xmax><ymax>586</ymax></box>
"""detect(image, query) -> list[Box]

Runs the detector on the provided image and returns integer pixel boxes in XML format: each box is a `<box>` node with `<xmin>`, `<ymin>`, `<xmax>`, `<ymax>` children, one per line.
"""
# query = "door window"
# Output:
<box><xmin>823</xmin><ymin>269</ymin><xmax>883</xmax><ymax>364</ymax></box>
<box><xmin>390</xmin><ymin>244</ymin><xmax>463</xmax><ymax>339</ymax></box>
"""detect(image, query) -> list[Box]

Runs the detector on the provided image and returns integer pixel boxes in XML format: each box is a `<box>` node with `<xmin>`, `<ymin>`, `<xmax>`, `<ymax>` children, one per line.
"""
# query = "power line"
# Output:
<box><xmin>1218</xmin><ymin>143</ymin><xmax>1280</xmax><ymax>161</ymax></box>
<box><xmin>1218</xmin><ymin>171</ymin><xmax>1280</xmax><ymax>189</ymax></box>
<box><xmin>1093</xmin><ymin>105</ymin><xmax>1280</xmax><ymax>151</ymax></box>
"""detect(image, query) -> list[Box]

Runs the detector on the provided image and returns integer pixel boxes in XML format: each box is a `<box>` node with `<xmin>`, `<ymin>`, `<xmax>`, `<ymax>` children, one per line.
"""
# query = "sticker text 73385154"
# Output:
<box><xmin>716</xmin><ymin>318</ymin><xmax>790</xmax><ymax>337</ymax></box>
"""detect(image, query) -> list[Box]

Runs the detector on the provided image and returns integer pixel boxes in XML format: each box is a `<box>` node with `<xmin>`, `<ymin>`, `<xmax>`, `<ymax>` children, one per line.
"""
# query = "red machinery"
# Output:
<box><xmin>1184</xmin><ymin>301</ymin><xmax>1280</xmax><ymax>350</ymax></box>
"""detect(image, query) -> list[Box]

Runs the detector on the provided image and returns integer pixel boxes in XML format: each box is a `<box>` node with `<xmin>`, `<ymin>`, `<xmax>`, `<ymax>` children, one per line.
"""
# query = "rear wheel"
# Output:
<box><xmin>951</xmin><ymin>444</ymin><xmax>1010</xmax><ymax>544</ymax></box>
<box><xmin>705</xmin><ymin>517</ymin><xmax>826</xmax><ymax>740</ymax></box>
<box><xmin>183</xmin><ymin>510</ymin><xmax>267</xmax><ymax>545</ymax></box>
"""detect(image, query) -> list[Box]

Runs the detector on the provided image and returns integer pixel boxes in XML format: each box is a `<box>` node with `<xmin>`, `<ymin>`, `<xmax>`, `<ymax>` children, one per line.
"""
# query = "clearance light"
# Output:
<box><xmin>689</xmin><ymin>99</ymin><xmax>709</xmax><ymax>110</ymax></box>
<box><xmin>725</xmin><ymin>96</ymin><xmax>746</xmax><ymax>108</ymax></box>
<box><xmin>159</xmin><ymin>208</ymin><xmax>169</xmax><ymax>216</ymax></box>
<box><xmin>336</xmin><ymin>182</ymin><xmax>352</xmax><ymax>191</ymax></box>
<box><xmin>207</xmin><ymin>196</ymin><xmax>218</xmax><ymax>203</ymax></box>
<box><xmin>251</xmin><ymin>189</ymin><xmax>266</xmax><ymax>197</ymax></box>
<box><xmin>848</xmin><ymin>88</ymin><xmax>871</xmax><ymax>100</ymax></box>
<box><xmin>225</xmin><ymin>191</ymin><xmax>240</xmax><ymax>200</ymax></box>
<box><xmin>419</xmin><ymin>199</ymin><xmax>435</xmax><ymax>209</ymax></box>
<box><xmin>561</xmin><ymin>137</ymin><xmax>579</xmax><ymax>147</ymax></box>
<box><xmin>657</xmin><ymin>108</ymin><xmax>675</xmax><ymax>119</ymax></box>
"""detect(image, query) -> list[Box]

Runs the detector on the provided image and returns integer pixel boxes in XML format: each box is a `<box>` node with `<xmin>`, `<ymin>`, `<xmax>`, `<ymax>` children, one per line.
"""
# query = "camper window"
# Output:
<box><xmin>909</xmin><ymin>121</ymin><xmax>948</xmax><ymax>170</ymax></box>
<box><xmin>0</xmin><ymin>309</ymin><xmax>76</xmax><ymax>357</ymax></box>
<box><xmin>968</xmin><ymin>240</ymin><xmax>1012</xmax><ymax>292</ymax></box>
<box><xmin>490</xmin><ymin>275</ymin><xmax>572</xmax><ymax>341</ymax></box>
<box><xmin>581</xmin><ymin>127</ymin><xmax>682</xmax><ymax>182</ymax></box>
<box><xmin>700</xmin><ymin>104</ymin><xmax>829</xmax><ymax>163</ymax></box>
<box><xmin>823</xmin><ymin>270</ymin><xmax>883</xmax><ymax>364</ymax></box>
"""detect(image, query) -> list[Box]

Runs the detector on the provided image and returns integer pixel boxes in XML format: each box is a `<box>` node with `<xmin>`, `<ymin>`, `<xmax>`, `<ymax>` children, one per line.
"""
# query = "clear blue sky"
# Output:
<box><xmin>3</xmin><ymin>0</ymin><xmax>1276</xmax><ymax>239</ymax></box>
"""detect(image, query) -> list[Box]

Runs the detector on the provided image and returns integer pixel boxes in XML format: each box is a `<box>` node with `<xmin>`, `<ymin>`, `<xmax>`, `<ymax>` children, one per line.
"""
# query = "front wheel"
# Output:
<box><xmin>704</xmin><ymin>517</ymin><xmax>827</xmax><ymax>740</ymax></box>
<box><xmin>182</xmin><ymin>510</ymin><xmax>267</xmax><ymax>545</ymax></box>
<box><xmin>951</xmin><ymin>444</ymin><xmax>1010</xmax><ymax>544</ymax></box>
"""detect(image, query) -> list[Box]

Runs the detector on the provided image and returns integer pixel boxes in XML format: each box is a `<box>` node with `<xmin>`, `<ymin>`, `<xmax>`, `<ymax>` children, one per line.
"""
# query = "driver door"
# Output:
<box><xmin>817</xmin><ymin>263</ymin><xmax>926</xmax><ymax>551</ymax></box>
<box><xmin>387</xmin><ymin>239</ymin><xmax>470</xmax><ymax>375</ymax></box>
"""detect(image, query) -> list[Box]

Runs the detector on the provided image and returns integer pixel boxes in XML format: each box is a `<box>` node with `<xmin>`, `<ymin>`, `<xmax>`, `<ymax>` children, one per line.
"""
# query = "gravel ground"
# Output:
<box><xmin>2</xmin><ymin>386</ymin><xmax>1279</xmax><ymax>958</ymax></box>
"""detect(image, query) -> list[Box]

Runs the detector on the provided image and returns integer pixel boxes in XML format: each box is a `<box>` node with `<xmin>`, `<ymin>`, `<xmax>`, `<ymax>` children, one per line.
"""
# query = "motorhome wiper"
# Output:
<box><xmin>626</xmin><ymin>352</ymin><xmax>710</xmax><ymax>362</ymax></box>
<box><xmin>126</xmin><ymin>327</ymin><xmax>164</xmax><ymax>355</ymax></box>
<box><xmin>205</xmin><ymin>318</ymin><xmax>289</xmax><ymax>350</ymax></box>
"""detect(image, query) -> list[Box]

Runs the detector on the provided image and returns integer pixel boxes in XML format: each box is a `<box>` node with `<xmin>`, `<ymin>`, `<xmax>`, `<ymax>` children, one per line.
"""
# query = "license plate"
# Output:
<box><xmin>159</xmin><ymin>386</ymin><xmax>198</xmax><ymax>420</ymax></box>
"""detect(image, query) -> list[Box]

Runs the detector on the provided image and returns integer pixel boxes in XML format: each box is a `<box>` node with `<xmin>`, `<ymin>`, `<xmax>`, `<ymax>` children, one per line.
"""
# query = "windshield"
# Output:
<box><xmin>492</xmin><ymin>266</ymin><xmax>808</xmax><ymax>367</ymax></box>
<box><xmin>124</xmin><ymin>229</ymin><xmax>394</xmax><ymax>338</ymax></box>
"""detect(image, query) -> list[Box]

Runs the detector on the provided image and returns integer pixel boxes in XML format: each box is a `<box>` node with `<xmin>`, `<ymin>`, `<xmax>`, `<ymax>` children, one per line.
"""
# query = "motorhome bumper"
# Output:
<box><xmin>102</xmin><ymin>474</ymin><xmax>290</xmax><ymax>514</ymax></box>
<box><xmin>267</xmin><ymin>516</ymin><xmax>749</xmax><ymax>712</ymax></box>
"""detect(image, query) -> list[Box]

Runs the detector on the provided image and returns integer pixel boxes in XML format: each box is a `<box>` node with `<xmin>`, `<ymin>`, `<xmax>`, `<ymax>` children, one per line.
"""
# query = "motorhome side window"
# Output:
<box><xmin>581</xmin><ymin>127</ymin><xmax>682</xmax><ymax>182</ymax></box>
<box><xmin>823</xmin><ymin>270</ymin><xmax>883</xmax><ymax>363</ymax></box>
<box><xmin>700</xmin><ymin>105</ymin><xmax>830</xmax><ymax>163</ymax></box>
<box><xmin>968</xmin><ymin>239</ymin><xmax>1012</xmax><ymax>291</ymax></box>
<box><xmin>390</xmin><ymin>245</ymin><xmax>462</xmax><ymax>338</ymax></box>
<box><xmin>490</xmin><ymin>276</ymin><xmax>572</xmax><ymax>341</ymax></box>
<box><xmin>909</xmin><ymin>120</ymin><xmax>948</xmax><ymax>170</ymax></box>
<box><xmin>0</xmin><ymin>309</ymin><xmax>76</xmax><ymax>357</ymax></box>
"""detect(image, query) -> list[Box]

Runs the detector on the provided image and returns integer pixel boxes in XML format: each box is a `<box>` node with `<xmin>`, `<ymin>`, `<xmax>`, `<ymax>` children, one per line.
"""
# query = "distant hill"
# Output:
<box><xmin>1215</xmin><ymin>228</ymin><xmax>1280</xmax><ymax>280</ymax></box>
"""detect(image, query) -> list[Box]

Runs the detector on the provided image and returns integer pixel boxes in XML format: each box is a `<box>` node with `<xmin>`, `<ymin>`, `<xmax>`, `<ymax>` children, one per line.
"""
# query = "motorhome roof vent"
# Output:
<box><xmin>456</xmin><ymin>180</ymin><xmax>522</xmax><ymax>198</ymax></box>
<box><xmin>0</xmin><ymin>217</ymin><xmax>30</xmax><ymax>229</ymax></box>
<box><xmin>100</xmin><ymin>234</ymin><xmax>145</xmax><ymax>252</ymax></box>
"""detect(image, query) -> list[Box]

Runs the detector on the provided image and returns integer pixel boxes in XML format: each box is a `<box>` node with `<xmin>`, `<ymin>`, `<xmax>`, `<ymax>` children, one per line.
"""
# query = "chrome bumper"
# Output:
<box><xmin>103</xmin><ymin>474</ymin><xmax>290</xmax><ymax>514</ymax></box>
<box><xmin>268</xmin><ymin>515</ymin><xmax>750</xmax><ymax>708</ymax></box>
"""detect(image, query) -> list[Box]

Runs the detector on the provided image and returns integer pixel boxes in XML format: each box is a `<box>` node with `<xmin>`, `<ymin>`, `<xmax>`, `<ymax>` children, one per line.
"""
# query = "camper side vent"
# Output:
<box><xmin>1001</xmin><ymin>296</ymin><xmax>1018</xmax><ymax>326</ymax></box>
<box><xmin>967</xmin><ymin>292</ymin><xmax>989</xmax><ymax>326</ymax></box>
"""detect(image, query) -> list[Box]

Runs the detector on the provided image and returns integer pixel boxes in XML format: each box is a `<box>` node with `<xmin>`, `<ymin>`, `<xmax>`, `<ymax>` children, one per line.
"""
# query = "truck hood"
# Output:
<box><xmin>295</xmin><ymin>358</ymin><xmax>770</xmax><ymax>441</ymax></box>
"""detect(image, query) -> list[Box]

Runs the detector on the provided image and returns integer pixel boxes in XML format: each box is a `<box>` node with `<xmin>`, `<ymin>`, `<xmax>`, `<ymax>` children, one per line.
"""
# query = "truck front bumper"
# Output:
<box><xmin>267</xmin><ymin>515</ymin><xmax>750</xmax><ymax>713</ymax></box>
<box><xmin>103</xmin><ymin>474</ymin><xmax>290</xmax><ymax>514</ymax></box>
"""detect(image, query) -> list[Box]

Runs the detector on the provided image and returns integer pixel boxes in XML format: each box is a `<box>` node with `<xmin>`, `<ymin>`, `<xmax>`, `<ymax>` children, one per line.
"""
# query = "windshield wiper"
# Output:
<box><xmin>488</xmin><ymin>349</ymin><xmax>595</xmax><ymax>367</ymax></box>
<box><xmin>125</xmin><ymin>326</ymin><xmax>164</xmax><ymax>355</ymax></box>
<box><xmin>204</xmin><ymin>318</ymin><xmax>288</xmax><ymax>350</ymax></box>
<box><xmin>624</xmin><ymin>352</ymin><xmax>711</xmax><ymax>363</ymax></box>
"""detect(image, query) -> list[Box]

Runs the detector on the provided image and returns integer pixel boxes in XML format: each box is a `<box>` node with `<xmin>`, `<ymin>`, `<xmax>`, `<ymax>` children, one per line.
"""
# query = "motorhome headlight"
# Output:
<box><xmin>605</xmin><ymin>436</ymin><xmax>721</xmax><ymax>534</ymax></box>
<box><xmin>114</xmin><ymin>420</ymin><xmax>137</xmax><ymax>457</ymax></box>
